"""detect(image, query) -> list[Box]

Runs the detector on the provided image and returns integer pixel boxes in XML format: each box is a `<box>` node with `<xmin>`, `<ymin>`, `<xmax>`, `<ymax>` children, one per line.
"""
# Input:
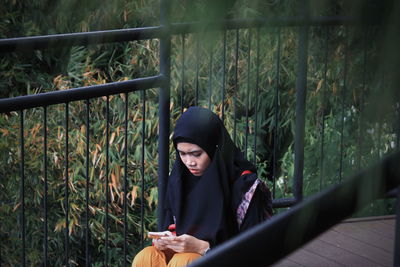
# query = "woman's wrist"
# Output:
<box><xmin>201</xmin><ymin>246</ymin><xmax>210</xmax><ymax>255</ymax></box>
<box><xmin>198</xmin><ymin>240</ymin><xmax>210</xmax><ymax>255</ymax></box>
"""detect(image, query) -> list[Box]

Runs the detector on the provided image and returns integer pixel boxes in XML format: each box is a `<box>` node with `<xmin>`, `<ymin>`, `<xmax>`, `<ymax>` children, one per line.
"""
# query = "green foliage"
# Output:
<box><xmin>1</xmin><ymin>0</ymin><xmax>400</xmax><ymax>265</ymax></box>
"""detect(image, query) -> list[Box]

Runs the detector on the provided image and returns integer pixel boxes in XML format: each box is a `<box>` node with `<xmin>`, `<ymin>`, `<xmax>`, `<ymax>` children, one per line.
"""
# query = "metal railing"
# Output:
<box><xmin>1</xmin><ymin>34</ymin><xmax>166</xmax><ymax>267</ymax></box>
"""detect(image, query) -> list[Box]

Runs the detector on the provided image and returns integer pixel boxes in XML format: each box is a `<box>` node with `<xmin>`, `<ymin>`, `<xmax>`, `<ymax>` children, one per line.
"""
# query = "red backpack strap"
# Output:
<box><xmin>241</xmin><ymin>170</ymin><xmax>252</xmax><ymax>176</ymax></box>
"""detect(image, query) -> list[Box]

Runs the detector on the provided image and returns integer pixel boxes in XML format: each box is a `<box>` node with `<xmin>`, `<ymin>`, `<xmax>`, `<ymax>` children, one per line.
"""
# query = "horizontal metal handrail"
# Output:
<box><xmin>272</xmin><ymin>197</ymin><xmax>297</xmax><ymax>208</ymax></box>
<box><xmin>0</xmin><ymin>15</ymin><xmax>372</xmax><ymax>54</ymax></box>
<box><xmin>190</xmin><ymin>151</ymin><xmax>400</xmax><ymax>267</ymax></box>
<box><xmin>0</xmin><ymin>75</ymin><xmax>165</xmax><ymax>113</ymax></box>
<box><xmin>170</xmin><ymin>15</ymin><xmax>371</xmax><ymax>34</ymax></box>
<box><xmin>0</xmin><ymin>26</ymin><xmax>163</xmax><ymax>53</ymax></box>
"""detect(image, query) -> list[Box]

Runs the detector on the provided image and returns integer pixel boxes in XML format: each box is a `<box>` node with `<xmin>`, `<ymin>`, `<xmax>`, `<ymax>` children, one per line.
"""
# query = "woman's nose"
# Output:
<box><xmin>186</xmin><ymin>157</ymin><xmax>195</xmax><ymax>166</ymax></box>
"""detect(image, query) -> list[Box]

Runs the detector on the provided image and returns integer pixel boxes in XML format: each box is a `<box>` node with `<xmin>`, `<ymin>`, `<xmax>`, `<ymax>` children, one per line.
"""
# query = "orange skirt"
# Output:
<box><xmin>132</xmin><ymin>246</ymin><xmax>202</xmax><ymax>267</ymax></box>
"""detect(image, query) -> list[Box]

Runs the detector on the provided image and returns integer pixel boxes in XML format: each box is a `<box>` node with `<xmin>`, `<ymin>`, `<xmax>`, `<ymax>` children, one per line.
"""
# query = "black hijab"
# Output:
<box><xmin>164</xmin><ymin>106</ymin><xmax>257</xmax><ymax>246</ymax></box>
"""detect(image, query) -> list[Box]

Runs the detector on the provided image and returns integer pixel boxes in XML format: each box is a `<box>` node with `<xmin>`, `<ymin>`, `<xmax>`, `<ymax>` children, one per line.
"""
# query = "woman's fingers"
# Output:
<box><xmin>156</xmin><ymin>236</ymin><xmax>184</xmax><ymax>252</ymax></box>
<box><xmin>153</xmin><ymin>238</ymin><xmax>170</xmax><ymax>250</ymax></box>
<box><xmin>160</xmin><ymin>236</ymin><xmax>177</xmax><ymax>241</ymax></box>
<box><xmin>165</xmin><ymin>244</ymin><xmax>183</xmax><ymax>252</ymax></box>
<box><xmin>159</xmin><ymin>234</ymin><xmax>205</xmax><ymax>254</ymax></box>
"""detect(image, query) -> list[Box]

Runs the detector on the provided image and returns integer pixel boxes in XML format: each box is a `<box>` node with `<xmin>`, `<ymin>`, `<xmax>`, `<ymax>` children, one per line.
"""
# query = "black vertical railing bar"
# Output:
<box><xmin>221</xmin><ymin>31</ymin><xmax>227</xmax><ymax>122</ymax></box>
<box><xmin>245</xmin><ymin>29</ymin><xmax>251</xmax><ymax>159</ymax></box>
<box><xmin>377</xmin><ymin>32</ymin><xmax>387</xmax><ymax>159</ymax></box>
<box><xmin>377</xmin><ymin>64</ymin><xmax>385</xmax><ymax>159</ymax></box>
<box><xmin>358</xmin><ymin>28</ymin><xmax>368</xmax><ymax>171</ymax></box>
<box><xmin>339</xmin><ymin>25</ymin><xmax>348</xmax><ymax>182</ymax></box>
<box><xmin>158</xmin><ymin>0</ymin><xmax>171</xmax><ymax>230</ymax></box>
<box><xmin>105</xmin><ymin>96</ymin><xmax>110</xmax><ymax>266</ymax></box>
<box><xmin>319</xmin><ymin>27</ymin><xmax>329</xmax><ymax>191</ymax></box>
<box><xmin>397</xmin><ymin>92</ymin><xmax>400</xmax><ymax>265</ymax></box>
<box><xmin>233</xmin><ymin>29</ymin><xmax>239</xmax><ymax>145</ymax></box>
<box><xmin>253</xmin><ymin>27</ymin><xmax>260</xmax><ymax>166</ymax></box>
<box><xmin>195</xmin><ymin>34</ymin><xmax>200</xmax><ymax>106</ymax></box>
<box><xmin>397</xmin><ymin>94</ymin><xmax>400</xmax><ymax>266</ymax></box>
<box><xmin>395</xmin><ymin>189</ymin><xmax>400</xmax><ymax>266</ymax></box>
<box><xmin>208</xmin><ymin>42</ymin><xmax>213</xmax><ymax>109</ymax></box>
<box><xmin>181</xmin><ymin>34</ymin><xmax>185</xmax><ymax>114</ymax></box>
<box><xmin>293</xmin><ymin>0</ymin><xmax>310</xmax><ymax>203</ymax></box>
<box><xmin>397</xmin><ymin>100</ymin><xmax>400</xmax><ymax>150</ymax></box>
<box><xmin>64</xmin><ymin>103</ymin><xmax>70</xmax><ymax>266</ymax></box>
<box><xmin>377</xmin><ymin>121</ymin><xmax>383</xmax><ymax>157</ymax></box>
<box><xmin>141</xmin><ymin>90</ymin><xmax>146</xmax><ymax>248</ymax></box>
<box><xmin>273</xmin><ymin>27</ymin><xmax>281</xmax><ymax>199</ymax></box>
<box><xmin>123</xmin><ymin>94</ymin><xmax>128</xmax><ymax>267</ymax></box>
<box><xmin>396</xmin><ymin>91</ymin><xmax>400</xmax><ymax>152</ymax></box>
<box><xmin>19</xmin><ymin>110</ymin><xmax>26</xmax><ymax>267</ymax></box>
<box><xmin>398</xmin><ymin>102</ymin><xmax>400</xmax><ymax>150</ymax></box>
<box><xmin>85</xmin><ymin>100</ymin><xmax>90</xmax><ymax>267</ymax></box>
<box><xmin>122</xmin><ymin>97</ymin><xmax>129</xmax><ymax>264</ymax></box>
<box><xmin>43</xmin><ymin>106</ymin><xmax>48</xmax><ymax>267</ymax></box>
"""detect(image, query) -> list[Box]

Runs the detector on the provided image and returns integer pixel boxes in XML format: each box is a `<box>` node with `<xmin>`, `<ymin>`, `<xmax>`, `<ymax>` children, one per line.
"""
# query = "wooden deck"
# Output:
<box><xmin>273</xmin><ymin>215</ymin><xmax>396</xmax><ymax>267</ymax></box>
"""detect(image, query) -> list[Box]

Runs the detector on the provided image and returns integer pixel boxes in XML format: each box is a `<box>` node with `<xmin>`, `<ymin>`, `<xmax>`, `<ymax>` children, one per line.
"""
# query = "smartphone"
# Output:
<box><xmin>147</xmin><ymin>231</ymin><xmax>173</xmax><ymax>239</ymax></box>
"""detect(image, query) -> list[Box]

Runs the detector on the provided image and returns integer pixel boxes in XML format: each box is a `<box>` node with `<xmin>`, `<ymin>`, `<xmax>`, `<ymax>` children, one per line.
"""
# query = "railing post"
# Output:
<box><xmin>338</xmin><ymin>26</ymin><xmax>349</xmax><ymax>182</ymax></box>
<box><xmin>396</xmin><ymin>111</ymin><xmax>400</xmax><ymax>266</ymax></box>
<box><xmin>395</xmin><ymin>188</ymin><xmax>400</xmax><ymax>266</ymax></box>
<box><xmin>273</xmin><ymin>27</ymin><xmax>281</xmax><ymax>199</ymax></box>
<box><xmin>158</xmin><ymin>0</ymin><xmax>171</xmax><ymax>231</ymax></box>
<box><xmin>85</xmin><ymin>100</ymin><xmax>91</xmax><ymax>267</ymax></box>
<box><xmin>141</xmin><ymin>90</ymin><xmax>146</xmax><ymax>247</ymax></box>
<box><xmin>19</xmin><ymin>110</ymin><xmax>26</xmax><ymax>267</ymax></box>
<box><xmin>64</xmin><ymin>103</ymin><xmax>70</xmax><ymax>266</ymax></box>
<box><xmin>43</xmin><ymin>106</ymin><xmax>48</xmax><ymax>267</ymax></box>
<box><xmin>319</xmin><ymin>27</ymin><xmax>329</xmax><ymax>191</ymax></box>
<box><xmin>293</xmin><ymin>0</ymin><xmax>309</xmax><ymax>203</ymax></box>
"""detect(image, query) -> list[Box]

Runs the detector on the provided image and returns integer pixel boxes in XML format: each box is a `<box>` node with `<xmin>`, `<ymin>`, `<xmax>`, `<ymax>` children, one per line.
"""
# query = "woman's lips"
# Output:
<box><xmin>189</xmin><ymin>169</ymin><xmax>200</xmax><ymax>174</ymax></box>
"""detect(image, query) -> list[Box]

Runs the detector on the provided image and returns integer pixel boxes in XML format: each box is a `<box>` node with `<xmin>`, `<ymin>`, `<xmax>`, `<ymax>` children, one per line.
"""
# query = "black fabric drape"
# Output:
<box><xmin>163</xmin><ymin>106</ymin><xmax>268</xmax><ymax>246</ymax></box>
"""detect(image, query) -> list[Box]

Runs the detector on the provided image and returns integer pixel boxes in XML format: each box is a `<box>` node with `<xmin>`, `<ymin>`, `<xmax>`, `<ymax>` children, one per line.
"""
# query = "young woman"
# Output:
<box><xmin>132</xmin><ymin>106</ymin><xmax>272</xmax><ymax>267</ymax></box>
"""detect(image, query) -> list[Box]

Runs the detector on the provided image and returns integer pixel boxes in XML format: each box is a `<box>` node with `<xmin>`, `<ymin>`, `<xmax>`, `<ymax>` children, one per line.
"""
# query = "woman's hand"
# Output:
<box><xmin>153</xmin><ymin>237</ymin><xmax>170</xmax><ymax>251</ymax></box>
<box><xmin>155</xmin><ymin>234</ymin><xmax>209</xmax><ymax>255</ymax></box>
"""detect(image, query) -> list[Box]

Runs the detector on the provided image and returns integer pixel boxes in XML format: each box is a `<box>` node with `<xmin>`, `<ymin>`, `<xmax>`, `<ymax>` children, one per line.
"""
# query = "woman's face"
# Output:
<box><xmin>177</xmin><ymin>142</ymin><xmax>211</xmax><ymax>176</ymax></box>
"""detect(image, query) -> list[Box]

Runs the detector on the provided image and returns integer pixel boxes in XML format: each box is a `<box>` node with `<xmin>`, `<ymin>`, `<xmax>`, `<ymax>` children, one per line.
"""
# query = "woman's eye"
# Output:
<box><xmin>193</xmin><ymin>153</ymin><xmax>201</xmax><ymax>157</ymax></box>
